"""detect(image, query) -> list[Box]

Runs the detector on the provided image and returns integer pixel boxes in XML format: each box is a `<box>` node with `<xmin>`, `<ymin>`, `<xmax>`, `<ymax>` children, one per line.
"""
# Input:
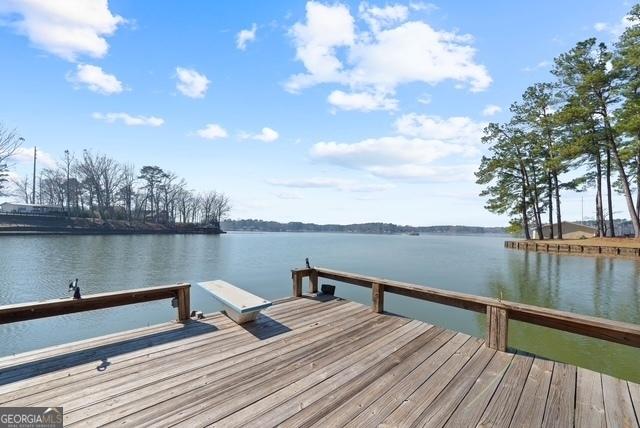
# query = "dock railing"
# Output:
<box><xmin>0</xmin><ymin>283</ymin><xmax>191</xmax><ymax>324</ymax></box>
<box><xmin>292</xmin><ymin>266</ymin><xmax>640</xmax><ymax>352</ymax></box>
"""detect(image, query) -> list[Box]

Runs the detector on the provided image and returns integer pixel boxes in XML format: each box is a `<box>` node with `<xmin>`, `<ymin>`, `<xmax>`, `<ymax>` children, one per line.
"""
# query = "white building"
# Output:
<box><xmin>532</xmin><ymin>221</ymin><xmax>597</xmax><ymax>240</ymax></box>
<box><xmin>0</xmin><ymin>202</ymin><xmax>64</xmax><ymax>214</ymax></box>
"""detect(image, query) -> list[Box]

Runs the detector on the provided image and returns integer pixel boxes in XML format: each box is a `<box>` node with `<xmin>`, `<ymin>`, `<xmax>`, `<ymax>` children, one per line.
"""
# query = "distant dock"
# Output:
<box><xmin>505</xmin><ymin>239</ymin><xmax>640</xmax><ymax>257</ymax></box>
<box><xmin>0</xmin><ymin>267</ymin><xmax>638</xmax><ymax>425</ymax></box>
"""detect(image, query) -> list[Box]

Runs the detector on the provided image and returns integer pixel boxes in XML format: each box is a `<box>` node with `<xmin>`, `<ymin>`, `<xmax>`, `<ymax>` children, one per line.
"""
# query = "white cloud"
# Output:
<box><xmin>66</xmin><ymin>64</ymin><xmax>124</xmax><ymax>94</ymax></box>
<box><xmin>92</xmin><ymin>112</ymin><xmax>164</xmax><ymax>127</ymax></box>
<box><xmin>286</xmin><ymin>1</ymin><xmax>355</xmax><ymax>92</ymax></box>
<box><xmin>328</xmin><ymin>90</ymin><xmax>397</xmax><ymax>111</ymax></box>
<box><xmin>594</xmin><ymin>22</ymin><xmax>608</xmax><ymax>32</ymax></box>
<box><xmin>240</xmin><ymin>127</ymin><xmax>280</xmax><ymax>142</ymax></box>
<box><xmin>0</xmin><ymin>0</ymin><xmax>125</xmax><ymax>61</ymax></box>
<box><xmin>522</xmin><ymin>60</ymin><xmax>550</xmax><ymax>72</ymax></box>
<box><xmin>482</xmin><ymin>104</ymin><xmax>502</xmax><ymax>117</ymax></box>
<box><xmin>268</xmin><ymin>177</ymin><xmax>393</xmax><ymax>192</ymax></box>
<box><xmin>394</xmin><ymin>113</ymin><xmax>485</xmax><ymax>142</ymax></box>
<box><xmin>236</xmin><ymin>23</ymin><xmax>257</xmax><ymax>50</ymax></box>
<box><xmin>274</xmin><ymin>191</ymin><xmax>304</xmax><ymax>200</ymax></box>
<box><xmin>359</xmin><ymin>3</ymin><xmax>409</xmax><ymax>33</ymax></box>
<box><xmin>312</xmin><ymin>136</ymin><xmax>476</xmax><ymax>167</ymax></box>
<box><xmin>175</xmin><ymin>67</ymin><xmax>210</xmax><ymax>98</ymax></box>
<box><xmin>13</xmin><ymin>147</ymin><xmax>56</xmax><ymax>168</ymax></box>
<box><xmin>417</xmin><ymin>93</ymin><xmax>431</xmax><ymax>104</ymax></box>
<box><xmin>309</xmin><ymin>113</ymin><xmax>485</xmax><ymax>181</ymax></box>
<box><xmin>409</xmin><ymin>2</ymin><xmax>438</xmax><ymax>12</ymax></box>
<box><xmin>367</xmin><ymin>163</ymin><xmax>476</xmax><ymax>180</ymax></box>
<box><xmin>593</xmin><ymin>15</ymin><xmax>633</xmax><ymax>36</ymax></box>
<box><xmin>286</xmin><ymin>1</ymin><xmax>491</xmax><ymax>111</ymax></box>
<box><xmin>194</xmin><ymin>123</ymin><xmax>228</xmax><ymax>140</ymax></box>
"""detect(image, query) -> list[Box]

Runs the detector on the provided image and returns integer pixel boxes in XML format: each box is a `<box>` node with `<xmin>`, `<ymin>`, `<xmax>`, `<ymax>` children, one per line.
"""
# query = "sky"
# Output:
<box><xmin>0</xmin><ymin>0</ymin><xmax>635</xmax><ymax>226</ymax></box>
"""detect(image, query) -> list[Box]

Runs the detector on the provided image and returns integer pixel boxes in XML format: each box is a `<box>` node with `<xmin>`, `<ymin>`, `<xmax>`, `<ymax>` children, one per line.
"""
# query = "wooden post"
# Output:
<box><xmin>309</xmin><ymin>270</ymin><xmax>318</xmax><ymax>293</ymax></box>
<box><xmin>372</xmin><ymin>282</ymin><xmax>384</xmax><ymax>313</ymax></box>
<box><xmin>486</xmin><ymin>305</ymin><xmax>508</xmax><ymax>351</ymax></box>
<box><xmin>292</xmin><ymin>270</ymin><xmax>303</xmax><ymax>297</ymax></box>
<box><xmin>177</xmin><ymin>284</ymin><xmax>190</xmax><ymax>322</ymax></box>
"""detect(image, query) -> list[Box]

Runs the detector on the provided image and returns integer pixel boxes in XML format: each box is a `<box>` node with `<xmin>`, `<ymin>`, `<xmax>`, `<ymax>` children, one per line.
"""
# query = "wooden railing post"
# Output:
<box><xmin>292</xmin><ymin>270</ymin><xmax>303</xmax><ymax>297</ymax></box>
<box><xmin>372</xmin><ymin>282</ymin><xmax>384</xmax><ymax>313</ymax></box>
<box><xmin>486</xmin><ymin>305</ymin><xmax>508</xmax><ymax>351</ymax></box>
<box><xmin>309</xmin><ymin>269</ymin><xmax>318</xmax><ymax>293</ymax></box>
<box><xmin>177</xmin><ymin>284</ymin><xmax>191</xmax><ymax>322</ymax></box>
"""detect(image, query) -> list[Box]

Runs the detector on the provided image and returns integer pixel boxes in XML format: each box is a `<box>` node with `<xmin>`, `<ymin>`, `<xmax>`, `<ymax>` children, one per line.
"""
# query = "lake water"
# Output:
<box><xmin>1</xmin><ymin>232</ymin><xmax>639</xmax><ymax>382</ymax></box>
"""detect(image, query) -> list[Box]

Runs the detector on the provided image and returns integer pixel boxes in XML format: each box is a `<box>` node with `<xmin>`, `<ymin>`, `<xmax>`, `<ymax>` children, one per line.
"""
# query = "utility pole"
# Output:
<box><xmin>32</xmin><ymin>146</ymin><xmax>37</xmax><ymax>204</ymax></box>
<box><xmin>65</xmin><ymin>150</ymin><xmax>70</xmax><ymax>216</ymax></box>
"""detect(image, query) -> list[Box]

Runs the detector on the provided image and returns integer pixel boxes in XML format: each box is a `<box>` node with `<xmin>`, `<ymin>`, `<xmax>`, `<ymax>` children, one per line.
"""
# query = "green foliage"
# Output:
<box><xmin>506</xmin><ymin>219</ymin><xmax>523</xmax><ymax>236</ymax></box>
<box><xmin>478</xmin><ymin>3</ymin><xmax>640</xmax><ymax>238</ymax></box>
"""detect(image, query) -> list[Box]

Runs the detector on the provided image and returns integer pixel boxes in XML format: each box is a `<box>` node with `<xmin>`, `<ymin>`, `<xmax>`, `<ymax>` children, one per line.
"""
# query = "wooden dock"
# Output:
<box><xmin>505</xmin><ymin>239</ymin><xmax>640</xmax><ymax>257</ymax></box>
<box><xmin>0</xmin><ymin>268</ymin><xmax>639</xmax><ymax>426</ymax></box>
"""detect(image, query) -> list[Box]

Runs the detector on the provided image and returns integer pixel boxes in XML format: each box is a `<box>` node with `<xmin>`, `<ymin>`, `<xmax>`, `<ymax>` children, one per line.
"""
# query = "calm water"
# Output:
<box><xmin>1</xmin><ymin>232</ymin><xmax>639</xmax><ymax>382</ymax></box>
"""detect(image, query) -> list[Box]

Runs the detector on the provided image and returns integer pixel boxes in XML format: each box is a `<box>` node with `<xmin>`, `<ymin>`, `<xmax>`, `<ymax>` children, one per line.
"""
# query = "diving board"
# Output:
<box><xmin>198</xmin><ymin>280</ymin><xmax>272</xmax><ymax>324</ymax></box>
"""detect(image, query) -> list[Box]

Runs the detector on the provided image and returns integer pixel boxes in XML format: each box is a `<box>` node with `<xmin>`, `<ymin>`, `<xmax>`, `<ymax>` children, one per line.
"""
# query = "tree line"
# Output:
<box><xmin>477</xmin><ymin>4</ymin><xmax>640</xmax><ymax>239</ymax></box>
<box><xmin>0</xmin><ymin>133</ymin><xmax>230</xmax><ymax>228</ymax></box>
<box><xmin>223</xmin><ymin>219</ymin><xmax>506</xmax><ymax>234</ymax></box>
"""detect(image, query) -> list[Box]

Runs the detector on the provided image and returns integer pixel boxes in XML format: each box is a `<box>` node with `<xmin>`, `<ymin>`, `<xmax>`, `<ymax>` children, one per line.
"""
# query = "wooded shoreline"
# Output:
<box><xmin>0</xmin><ymin>213</ymin><xmax>224</xmax><ymax>236</ymax></box>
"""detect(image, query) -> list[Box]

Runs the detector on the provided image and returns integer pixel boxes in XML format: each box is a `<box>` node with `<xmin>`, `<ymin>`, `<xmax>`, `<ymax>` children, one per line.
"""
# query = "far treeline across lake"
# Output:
<box><xmin>221</xmin><ymin>219</ymin><xmax>508</xmax><ymax>234</ymax></box>
<box><xmin>476</xmin><ymin>4</ymin><xmax>640</xmax><ymax>240</ymax></box>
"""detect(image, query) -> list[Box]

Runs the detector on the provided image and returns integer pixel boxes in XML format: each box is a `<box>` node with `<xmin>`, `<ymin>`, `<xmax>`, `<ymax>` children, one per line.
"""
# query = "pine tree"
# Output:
<box><xmin>476</xmin><ymin>121</ymin><xmax>542</xmax><ymax>240</ymax></box>
<box><xmin>614</xmin><ymin>5</ymin><xmax>640</xmax><ymax>219</ymax></box>
<box><xmin>553</xmin><ymin>38</ymin><xmax>640</xmax><ymax>237</ymax></box>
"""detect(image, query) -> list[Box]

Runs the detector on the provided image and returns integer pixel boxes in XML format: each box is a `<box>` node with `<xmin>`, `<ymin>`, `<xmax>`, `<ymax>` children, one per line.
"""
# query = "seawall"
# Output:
<box><xmin>504</xmin><ymin>240</ymin><xmax>640</xmax><ymax>257</ymax></box>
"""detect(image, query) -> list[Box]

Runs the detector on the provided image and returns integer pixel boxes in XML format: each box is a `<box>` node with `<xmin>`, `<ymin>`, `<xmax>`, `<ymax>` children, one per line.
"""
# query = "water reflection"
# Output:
<box><xmin>482</xmin><ymin>249</ymin><xmax>640</xmax><ymax>382</ymax></box>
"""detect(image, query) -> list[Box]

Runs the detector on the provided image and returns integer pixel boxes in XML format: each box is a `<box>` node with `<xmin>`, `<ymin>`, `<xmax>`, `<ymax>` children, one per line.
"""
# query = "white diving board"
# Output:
<box><xmin>198</xmin><ymin>280</ymin><xmax>272</xmax><ymax>324</ymax></box>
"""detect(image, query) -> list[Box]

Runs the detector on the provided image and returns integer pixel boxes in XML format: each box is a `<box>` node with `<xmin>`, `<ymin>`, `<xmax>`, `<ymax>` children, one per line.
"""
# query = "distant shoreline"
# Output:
<box><xmin>0</xmin><ymin>228</ymin><xmax>225</xmax><ymax>236</ymax></box>
<box><xmin>222</xmin><ymin>219</ymin><xmax>507</xmax><ymax>235</ymax></box>
<box><xmin>0</xmin><ymin>214</ymin><xmax>224</xmax><ymax>236</ymax></box>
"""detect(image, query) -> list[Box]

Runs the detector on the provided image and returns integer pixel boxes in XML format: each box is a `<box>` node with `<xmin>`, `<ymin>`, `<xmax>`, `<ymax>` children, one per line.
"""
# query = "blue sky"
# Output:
<box><xmin>0</xmin><ymin>0</ymin><xmax>634</xmax><ymax>226</ymax></box>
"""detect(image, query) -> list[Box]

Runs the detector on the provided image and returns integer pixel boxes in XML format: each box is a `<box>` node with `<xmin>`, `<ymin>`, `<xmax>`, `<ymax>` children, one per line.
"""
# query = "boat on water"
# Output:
<box><xmin>407</xmin><ymin>231</ymin><xmax>420</xmax><ymax>236</ymax></box>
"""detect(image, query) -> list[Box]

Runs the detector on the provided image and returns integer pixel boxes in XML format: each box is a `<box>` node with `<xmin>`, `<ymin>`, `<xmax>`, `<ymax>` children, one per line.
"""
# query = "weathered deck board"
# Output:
<box><xmin>472</xmin><ymin>350</ymin><xmax>534</xmax><ymax>426</ymax></box>
<box><xmin>412</xmin><ymin>344</ymin><xmax>495</xmax><ymax>427</ymax></box>
<box><xmin>443</xmin><ymin>350</ymin><xmax>514</xmax><ymax>427</ymax></box>
<box><xmin>307</xmin><ymin>329</ymin><xmax>457</xmax><ymax>428</ymax></box>
<box><xmin>0</xmin><ymin>295</ymin><xmax>336</xmax><ymax>386</ymax></box>
<box><xmin>575</xmin><ymin>367</ymin><xmax>606</xmax><ymax>428</ymax></box>
<box><xmin>343</xmin><ymin>333</ymin><xmax>471</xmax><ymax>427</ymax></box>
<box><xmin>509</xmin><ymin>357</ymin><xmax>554</xmax><ymax>427</ymax></box>
<box><xmin>0</xmin><ymin>295</ymin><xmax>638</xmax><ymax>427</ymax></box>
<box><xmin>24</xmin><ymin>301</ymin><xmax>361</xmax><ymax>408</ymax></box>
<box><xmin>273</xmin><ymin>326</ymin><xmax>445</xmax><ymax>428</ymax></box>
<box><xmin>64</xmin><ymin>305</ymin><xmax>382</xmax><ymax>424</ymax></box>
<box><xmin>601</xmin><ymin>373</ymin><xmax>639</xmax><ymax>428</ymax></box>
<box><xmin>379</xmin><ymin>337</ymin><xmax>484</xmax><ymax>427</ymax></box>
<box><xmin>0</xmin><ymin>296</ymin><xmax>344</xmax><ymax>400</ymax></box>
<box><xmin>542</xmin><ymin>361</ymin><xmax>576</xmax><ymax>428</ymax></box>
<box><xmin>97</xmin><ymin>311</ymin><xmax>403</xmax><ymax>427</ymax></box>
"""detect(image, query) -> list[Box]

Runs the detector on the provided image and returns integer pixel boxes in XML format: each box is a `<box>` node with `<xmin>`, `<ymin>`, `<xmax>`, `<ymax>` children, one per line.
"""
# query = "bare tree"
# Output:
<box><xmin>211</xmin><ymin>192</ymin><xmax>231</xmax><ymax>229</ymax></box>
<box><xmin>3</xmin><ymin>144</ymin><xmax>231</xmax><ymax>228</ymax></box>
<box><xmin>201</xmin><ymin>191</ymin><xmax>217</xmax><ymax>223</ymax></box>
<box><xmin>40</xmin><ymin>168</ymin><xmax>65</xmax><ymax>207</ymax></box>
<box><xmin>119</xmin><ymin>164</ymin><xmax>137</xmax><ymax>221</ymax></box>
<box><xmin>0</xmin><ymin>124</ymin><xmax>22</xmax><ymax>196</ymax></box>
<box><xmin>11</xmin><ymin>176</ymin><xmax>30</xmax><ymax>203</ymax></box>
